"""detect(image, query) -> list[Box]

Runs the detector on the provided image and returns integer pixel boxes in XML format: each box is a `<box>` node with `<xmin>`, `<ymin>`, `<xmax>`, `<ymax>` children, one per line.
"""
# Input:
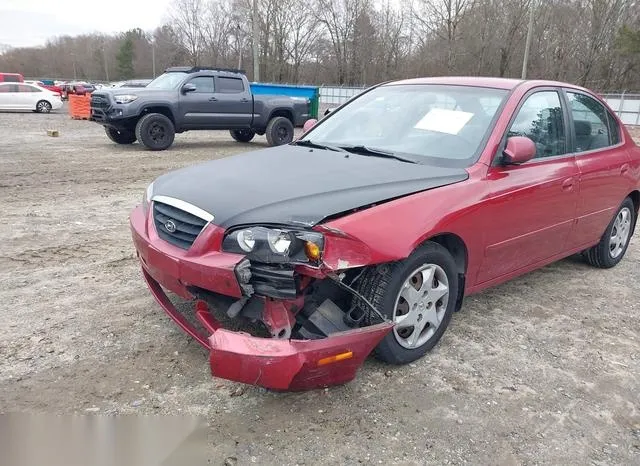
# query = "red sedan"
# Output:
<box><xmin>130</xmin><ymin>77</ymin><xmax>639</xmax><ymax>390</ymax></box>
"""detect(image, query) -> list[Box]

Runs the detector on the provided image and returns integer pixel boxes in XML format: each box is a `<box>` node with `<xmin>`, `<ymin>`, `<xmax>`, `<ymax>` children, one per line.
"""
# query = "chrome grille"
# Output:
<box><xmin>153</xmin><ymin>201</ymin><xmax>208</xmax><ymax>249</ymax></box>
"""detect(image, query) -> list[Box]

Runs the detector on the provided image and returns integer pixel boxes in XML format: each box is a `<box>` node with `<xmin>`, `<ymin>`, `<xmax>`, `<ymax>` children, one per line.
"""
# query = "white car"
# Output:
<box><xmin>0</xmin><ymin>82</ymin><xmax>63</xmax><ymax>113</ymax></box>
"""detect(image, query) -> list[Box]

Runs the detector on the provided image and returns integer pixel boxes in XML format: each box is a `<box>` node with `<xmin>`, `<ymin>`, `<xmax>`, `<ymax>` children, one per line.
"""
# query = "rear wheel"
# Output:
<box><xmin>104</xmin><ymin>127</ymin><xmax>136</xmax><ymax>144</ymax></box>
<box><xmin>265</xmin><ymin>116</ymin><xmax>294</xmax><ymax>146</ymax></box>
<box><xmin>230</xmin><ymin>129</ymin><xmax>255</xmax><ymax>143</ymax></box>
<box><xmin>135</xmin><ymin>113</ymin><xmax>175</xmax><ymax>151</ymax></box>
<box><xmin>36</xmin><ymin>100</ymin><xmax>52</xmax><ymax>113</ymax></box>
<box><xmin>356</xmin><ymin>242</ymin><xmax>459</xmax><ymax>364</ymax></box>
<box><xmin>584</xmin><ymin>197</ymin><xmax>635</xmax><ymax>268</ymax></box>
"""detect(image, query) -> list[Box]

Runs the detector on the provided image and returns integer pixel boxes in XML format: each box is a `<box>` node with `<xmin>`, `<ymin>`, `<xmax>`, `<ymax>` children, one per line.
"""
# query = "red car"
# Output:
<box><xmin>131</xmin><ymin>77</ymin><xmax>639</xmax><ymax>390</ymax></box>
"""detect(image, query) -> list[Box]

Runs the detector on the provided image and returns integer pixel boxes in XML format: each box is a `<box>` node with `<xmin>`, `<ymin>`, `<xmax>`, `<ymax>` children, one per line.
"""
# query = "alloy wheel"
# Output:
<box><xmin>609</xmin><ymin>207</ymin><xmax>632</xmax><ymax>258</ymax></box>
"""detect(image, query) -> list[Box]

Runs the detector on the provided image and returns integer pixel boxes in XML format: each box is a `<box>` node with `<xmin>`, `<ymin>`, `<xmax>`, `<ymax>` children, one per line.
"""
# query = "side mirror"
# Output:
<box><xmin>502</xmin><ymin>136</ymin><xmax>536</xmax><ymax>165</ymax></box>
<box><xmin>324</xmin><ymin>108</ymin><xmax>336</xmax><ymax>116</ymax></box>
<box><xmin>182</xmin><ymin>83</ymin><xmax>196</xmax><ymax>94</ymax></box>
<box><xmin>302</xmin><ymin>118</ymin><xmax>318</xmax><ymax>133</ymax></box>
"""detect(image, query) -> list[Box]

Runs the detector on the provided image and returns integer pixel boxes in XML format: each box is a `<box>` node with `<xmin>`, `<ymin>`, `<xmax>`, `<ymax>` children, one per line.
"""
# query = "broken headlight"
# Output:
<box><xmin>222</xmin><ymin>227</ymin><xmax>324</xmax><ymax>264</ymax></box>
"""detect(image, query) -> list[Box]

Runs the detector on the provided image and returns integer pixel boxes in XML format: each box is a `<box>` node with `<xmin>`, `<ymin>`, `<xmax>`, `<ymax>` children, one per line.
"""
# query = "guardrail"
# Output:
<box><xmin>319</xmin><ymin>86</ymin><xmax>640</xmax><ymax>126</ymax></box>
<box><xmin>601</xmin><ymin>93</ymin><xmax>640</xmax><ymax>126</ymax></box>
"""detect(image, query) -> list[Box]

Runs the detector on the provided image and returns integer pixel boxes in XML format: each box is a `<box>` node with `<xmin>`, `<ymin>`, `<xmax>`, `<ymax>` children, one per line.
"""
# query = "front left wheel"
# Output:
<box><xmin>135</xmin><ymin>113</ymin><xmax>175</xmax><ymax>151</ymax></box>
<box><xmin>105</xmin><ymin>127</ymin><xmax>137</xmax><ymax>144</ymax></box>
<box><xmin>36</xmin><ymin>100</ymin><xmax>52</xmax><ymax>113</ymax></box>
<box><xmin>356</xmin><ymin>241</ymin><xmax>459</xmax><ymax>364</ymax></box>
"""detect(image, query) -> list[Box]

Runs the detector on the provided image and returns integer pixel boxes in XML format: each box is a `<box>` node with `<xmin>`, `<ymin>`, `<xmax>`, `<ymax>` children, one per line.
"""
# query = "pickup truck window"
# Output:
<box><xmin>217</xmin><ymin>77</ymin><xmax>244</xmax><ymax>93</ymax></box>
<box><xmin>147</xmin><ymin>72</ymin><xmax>187</xmax><ymax>90</ymax></box>
<box><xmin>189</xmin><ymin>77</ymin><xmax>215</xmax><ymax>93</ymax></box>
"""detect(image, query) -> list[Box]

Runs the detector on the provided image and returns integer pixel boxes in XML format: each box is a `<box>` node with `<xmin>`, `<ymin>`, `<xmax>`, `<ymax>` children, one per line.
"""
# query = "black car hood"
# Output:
<box><xmin>151</xmin><ymin>145</ymin><xmax>469</xmax><ymax>228</ymax></box>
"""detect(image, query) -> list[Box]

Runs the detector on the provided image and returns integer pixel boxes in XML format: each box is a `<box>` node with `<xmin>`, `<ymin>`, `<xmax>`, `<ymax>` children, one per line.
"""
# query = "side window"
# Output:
<box><xmin>4</xmin><ymin>75</ymin><xmax>20</xmax><ymax>83</ymax></box>
<box><xmin>606</xmin><ymin>111</ymin><xmax>620</xmax><ymax>145</ymax></box>
<box><xmin>566</xmin><ymin>91</ymin><xmax>611</xmax><ymax>151</ymax></box>
<box><xmin>1</xmin><ymin>84</ymin><xmax>19</xmax><ymax>93</ymax></box>
<box><xmin>507</xmin><ymin>91</ymin><xmax>566</xmax><ymax>159</ymax></box>
<box><xmin>188</xmin><ymin>77</ymin><xmax>215</xmax><ymax>93</ymax></box>
<box><xmin>217</xmin><ymin>77</ymin><xmax>245</xmax><ymax>93</ymax></box>
<box><xmin>19</xmin><ymin>85</ymin><xmax>40</xmax><ymax>93</ymax></box>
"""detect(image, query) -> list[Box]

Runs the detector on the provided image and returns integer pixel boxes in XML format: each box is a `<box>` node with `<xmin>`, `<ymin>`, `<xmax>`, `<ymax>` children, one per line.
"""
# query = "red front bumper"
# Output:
<box><xmin>131</xmin><ymin>206</ymin><xmax>393</xmax><ymax>391</ymax></box>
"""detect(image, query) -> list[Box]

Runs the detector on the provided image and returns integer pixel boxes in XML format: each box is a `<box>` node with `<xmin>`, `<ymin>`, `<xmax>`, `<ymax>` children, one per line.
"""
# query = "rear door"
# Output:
<box><xmin>211</xmin><ymin>76</ymin><xmax>253</xmax><ymax>128</ymax></box>
<box><xmin>562</xmin><ymin>89</ymin><xmax>634</xmax><ymax>249</ymax></box>
<box><xmin>179</xmin><ymin>76</ymin><xmax>218</xmax><ymax>129</ymax></box>
<box><xmin>18</xmin><ymin>84</ymin><xmax>42</xmax><ymax>110</ymax></box>
<box><xmin>0</xmin><ymin>84</ymin><xmax>20</xmax><ymax>109</ymax></box>
<box><xmin>477</xmin><ymin>89</ymin><xmax>580</xmax><ymax>284</ymax></box>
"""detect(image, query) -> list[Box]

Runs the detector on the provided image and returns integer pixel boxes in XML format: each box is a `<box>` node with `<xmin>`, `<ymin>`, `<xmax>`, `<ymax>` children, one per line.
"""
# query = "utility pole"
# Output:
<box><xmin>102</xmin><ymin>45</ymin><xmax>109</xmax><ymax>82</ymax></box>
<box><xmin>521</xmin><ymin>0</ymin><xmax>535</xmax><ymax>79</ymax></box>
<box><xmin>152</xmin><ymin>40</ymin><xmax>156</xmax><ymax>78</ymax></box>
<box><xmin>252</xmin><ymin>0</ymin><xmax>259</xmax><ymax>81</ymax></box>
<box><xmin>72</xmin><ymin>53</ymin><xmax>77</xmax><ymax>80</ymax></box>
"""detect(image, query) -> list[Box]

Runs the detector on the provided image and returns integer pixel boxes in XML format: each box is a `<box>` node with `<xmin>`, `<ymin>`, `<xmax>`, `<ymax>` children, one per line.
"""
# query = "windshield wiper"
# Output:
<box><xmin>292</xmin><ymin>139</ymin><xmax>348</xmax><ymax>153</ymax></box>
<box><xmin>338</xmin><ymin>145</ymin><xmax>417</xmax><ymax>164</ymax></box>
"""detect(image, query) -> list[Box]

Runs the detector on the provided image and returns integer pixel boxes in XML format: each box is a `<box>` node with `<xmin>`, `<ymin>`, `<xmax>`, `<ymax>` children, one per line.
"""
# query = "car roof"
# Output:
<box><xmin>386</xmin><ymin>76</ymin><xmax>523</xmax><ymax>89</ymax></box>
<box><xmin>384</xmin><ymin>76</ymin><xmax>594</xmax><ymax>93</ymax></box>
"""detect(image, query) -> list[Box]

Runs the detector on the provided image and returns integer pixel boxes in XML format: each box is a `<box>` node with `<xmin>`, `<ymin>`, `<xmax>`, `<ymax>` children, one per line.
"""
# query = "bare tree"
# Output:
<box><xmin>168</xmin><ymin>0</ymin><xmax>207</xmax><ymax>66</ymax></box>
<box><xmin>414</xmin><ymin>0</ymin><xmax>474</xmax><ymax>73</ymax></box>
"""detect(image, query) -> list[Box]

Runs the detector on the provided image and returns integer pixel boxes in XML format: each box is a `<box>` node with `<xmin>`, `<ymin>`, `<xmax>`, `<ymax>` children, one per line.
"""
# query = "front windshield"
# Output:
<box><xmin>146</xmin><ymin>72</ymin><xmax>187</xmax><ymax>90</ymax></box>
<box><xmin>306</xmin><ymin>84</ymin><xmax>508</xmax><ymax>165</ymax></box>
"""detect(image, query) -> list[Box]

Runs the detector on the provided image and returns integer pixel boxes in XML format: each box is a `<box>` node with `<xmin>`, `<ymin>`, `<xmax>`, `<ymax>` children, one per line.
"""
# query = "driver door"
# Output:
<box><xmin>476</xmin><ymin>89</ymin><xmax>580</xmax><ymax>284</ymax></box>
<box><xmin>179</xmin><ymin>76</ymin><xmax>218</xmax><ymax>129</ymax></box>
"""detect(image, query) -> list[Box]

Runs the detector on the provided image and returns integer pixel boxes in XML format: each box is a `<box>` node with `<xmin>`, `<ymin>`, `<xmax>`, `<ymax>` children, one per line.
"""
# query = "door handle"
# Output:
<box><xmin>240</xmin><ymin>98</ymin><xmax>249</xmax><ymax>103</ymax></box>
<box><xmin>562</xmin><ymin>178</ymin><xmax>575</xmax><ymax>191</ymax></box>
<box><xmin>621</xmin><ymin>164</ymin><xmax>630</xmax><ymax>175</ymax></box>
<box><xmin>208</xmin><ymin>97</ymin><xmax>218</xmax><ymax>102</ymax></box>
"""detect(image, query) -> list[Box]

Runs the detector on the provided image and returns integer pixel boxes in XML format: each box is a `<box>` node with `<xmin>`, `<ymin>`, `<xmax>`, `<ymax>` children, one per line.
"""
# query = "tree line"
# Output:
<box><xmin>1</xmin><ymin>0</ymin><xmax>639</xmax><ymax>91</ymax></box>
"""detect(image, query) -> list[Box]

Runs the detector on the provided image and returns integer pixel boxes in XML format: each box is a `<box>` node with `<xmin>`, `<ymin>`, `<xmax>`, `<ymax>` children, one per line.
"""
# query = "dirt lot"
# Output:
<box><xmin>1</xmin><ymin>109</ymin><xmax>639</xmax><ymax>464</ymax></box>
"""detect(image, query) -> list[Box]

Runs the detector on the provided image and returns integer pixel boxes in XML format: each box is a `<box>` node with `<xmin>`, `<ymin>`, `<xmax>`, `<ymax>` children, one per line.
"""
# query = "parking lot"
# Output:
<box><xmin>1</xmin><ymin>108</ymin><xmax>639</xmax><ymax>464</ymax></box>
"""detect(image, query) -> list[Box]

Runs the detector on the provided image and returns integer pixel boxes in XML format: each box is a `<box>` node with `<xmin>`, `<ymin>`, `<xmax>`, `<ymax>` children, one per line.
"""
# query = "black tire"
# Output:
<box><xmin>104</xmin><ymin>127</ymin><xmax>137</xmax><ymax>144</ymax></box>
<box><xmin>584</xmin><ymin>197</ymin><xmax>635</xmax><ymax>269</ymax></box>
<box><xmin>135</xmin><ymin>113</ymin><xmax>175</xmax><ymax>151</ymax></box>
<box><xmin>36</xmin><ymin>100</ymin><xmax>52</xmax><ymax>113</ymax></box>
<box><xmin>230</xmin><ymin>129</ymin><xmax>256</xmax><ymax>143</ymax></box>
<box><xmin>356</xmin><ymin>241</ymin><xmax>459</xmax><ymax>365</ymax></box>
<box><xmin>265</xmin><ymin>116</ymin><xmax>294</xmax><ymax>146</ymax></box>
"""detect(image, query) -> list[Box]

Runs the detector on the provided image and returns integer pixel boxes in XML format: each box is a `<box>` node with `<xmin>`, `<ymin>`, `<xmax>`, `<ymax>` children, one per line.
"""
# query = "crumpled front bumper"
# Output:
<box><xmin>131</xmin><ymin>205</ymin><xmax>393</xmax><ymax>391</ymax></box>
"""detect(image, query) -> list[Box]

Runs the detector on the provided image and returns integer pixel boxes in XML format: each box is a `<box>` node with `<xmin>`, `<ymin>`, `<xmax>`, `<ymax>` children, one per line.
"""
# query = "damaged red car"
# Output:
<box><xmin>131</xmin><ymin>77</ymin><xmax>640</xmax><ymax>390</ymax></box>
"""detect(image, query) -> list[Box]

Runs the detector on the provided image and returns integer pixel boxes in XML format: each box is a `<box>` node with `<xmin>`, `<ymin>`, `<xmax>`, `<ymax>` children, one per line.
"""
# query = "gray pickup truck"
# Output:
<box><xmin>90</xmin><ymin>67</ymin><xmax>311</xmax><ymax>150</ymax></box>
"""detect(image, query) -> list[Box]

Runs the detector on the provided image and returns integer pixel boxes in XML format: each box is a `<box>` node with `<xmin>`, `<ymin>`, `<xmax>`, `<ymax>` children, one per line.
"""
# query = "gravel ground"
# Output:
<box><xmin>1</xmin><ymin>108</ymin><xmax>639</xmax><ymax>465</ymax></box>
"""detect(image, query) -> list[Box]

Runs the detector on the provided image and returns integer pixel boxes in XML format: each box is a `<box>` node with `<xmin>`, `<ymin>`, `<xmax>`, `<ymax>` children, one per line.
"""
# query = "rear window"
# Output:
<box><xmin>606</xmin><ymin>111</ymin><xmax>620</xmax><ymax>144</ymax></box>
<box><xmin>217</xmin><ymin>77</ymin><xmax>244</xmax><ymax>93</ymax></box>
<box><xmin>18</xmin><ymin>84</ymin><xmax>40</xmax><ymax>92</ymax></box>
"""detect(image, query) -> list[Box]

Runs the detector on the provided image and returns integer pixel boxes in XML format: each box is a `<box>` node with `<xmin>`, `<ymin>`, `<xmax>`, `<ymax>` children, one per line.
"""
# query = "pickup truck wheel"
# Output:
<box><xmin>265</xmin><ymin>116</ymin><xmax>294</xmax><ymax>146</ymax></box>
<box><xmin>135</xmin><ymin>113</ymin><xmax>175</xmax><ymax>151</ymax></box>
<box><xmin>355</xmin><ymin>242</ymin><xmax>458</xmax><ymax>365</ymax></box>
<box><xmin>230</xmin><ymin>129</ymin><xmax>255</xmax><ymax>143</ymax></box>
<box><xmin>104</xmin><ymin>127</ymin><xmax>137</xmax><ymax>144</ymax></box>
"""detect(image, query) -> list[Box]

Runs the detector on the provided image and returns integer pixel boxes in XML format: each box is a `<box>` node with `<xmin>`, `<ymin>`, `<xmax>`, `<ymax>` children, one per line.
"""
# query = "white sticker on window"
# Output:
<box><xmin>414</xmin><ymin>108</ymin><xmax>474</xmax><ymax>135</ymax></box>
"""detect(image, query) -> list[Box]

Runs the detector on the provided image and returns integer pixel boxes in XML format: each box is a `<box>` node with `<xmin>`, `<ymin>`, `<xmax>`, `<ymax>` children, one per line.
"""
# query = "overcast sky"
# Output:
<box><xmin>0</xmin><ymin>0</ymin><xmax>173</xmax><ymax>48</ymax></box>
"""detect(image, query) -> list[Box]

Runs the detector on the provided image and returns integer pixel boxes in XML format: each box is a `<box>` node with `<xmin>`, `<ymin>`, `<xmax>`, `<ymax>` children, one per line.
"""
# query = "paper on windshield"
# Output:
<box><xmin>414</xmin><ymin>108</ymin><xmax>474</xmax><ymax>135</ymax></box>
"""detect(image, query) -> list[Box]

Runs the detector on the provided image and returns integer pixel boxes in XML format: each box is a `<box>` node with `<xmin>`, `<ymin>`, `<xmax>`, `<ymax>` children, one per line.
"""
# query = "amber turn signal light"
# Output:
<box><xmin>317</xmin><ymin>351</ymin><xmax>353</xmax><ymax>366</ymax></box>
<box><xmin>304</xmin><ymin>241</ymin><xmax>321</xmax><ymax>261</ymax></box>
